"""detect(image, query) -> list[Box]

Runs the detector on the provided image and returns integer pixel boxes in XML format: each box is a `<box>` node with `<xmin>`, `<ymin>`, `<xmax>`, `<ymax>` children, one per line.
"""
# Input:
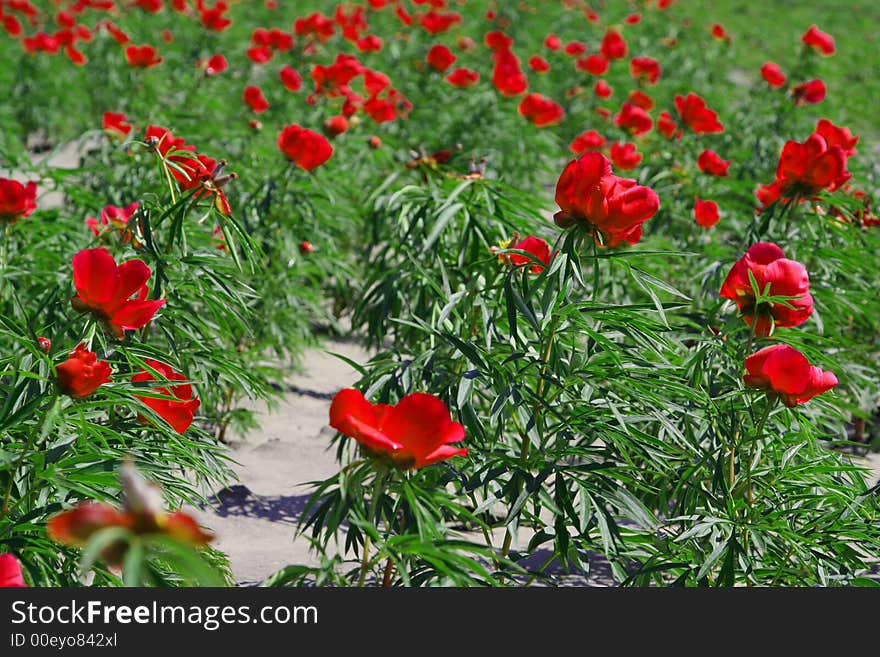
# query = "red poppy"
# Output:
<box><xmin>609</xmin><ymin>141</ymin><xmax>642</xmax><ymax>170</ymax></box>
<box><xmin>144</xmin><ymin>125</ymin><xmax>193</xmax><ymax>158</ymax></box>
<box><xmin>518</xmin><ymin>93</ymin><xmax>564</xmax><ymax>127</ymax></box>
<box><xmin>102</xmin><ymin>112</ymin><xmax>132</xmax><ymax>139</ymax></box>
<box><xmin>243</xmin><ymin>85</ymin><xmax>269</xmax><ymax>113</ymax></box>
<box><xmin>657</xmin><ymin>111</ymin><xmax>680</xmax><ymax>140</ymax></box>
<box><xmin>792</xmin><ymin>79</ymin><xmax>826</xmax><ymax>105</ymax></box>
<box><xmin>323</xmin><ymin>115</ymin><xmax>349</xmax><ymax>138</ymax></box>
<box><xmin>0</xmin><ymin>177</ymin><xmax>37</xmax><ymax>224</ymax></box>
<box><xmin>492</xmin><ymin>47</ymin><xmax>528</xmax><ymax>96</ymax></box>
<box><xmin>711</xmin><ymin>23</ymin><xmax>729</xmax><ymax>41</ymax></box>
<box><xmin>421</xmin><ymin>10</ymin><xmax>461</xmax><ymax>35</ymax></box>
<box><xmin>528</xmin><ymin>55</ymin><xmax>550</xmax><ymax>73</ymax></box>
<box><xmin>720</xmin><ymin>242</ymin><xmax>813</xmax><ymax>336</ymax></box>
<box><xmin>630</xmin><ymin>56</ymin><xmax>660</xmax><ymax>84</ymax></box>
<box><xmin>86</xmin><ymin>201</ymin><xmax>139</xmax><ymax>239</ymax></box>
<box><xmin>594</xmin><ymin>79</ymin><xmax>612</xmax><ymax>98</ymax></box>
<box><xmin>200</xmin><ymin>54</ymin><xmax>227</xmax><ymax>76</ymax></box>
<box><xmin>55</xmin><ymin>343</ymin><xmax>112</xmax><ymax>399</ymax></box>
<box><xmin>426</xmin><ymin>44</ymin><xmax>456</xmax><ymax>71</ymax></box>
<box><xmin>70</xmin><ymin>248</ymin><xmax>166</xmax><ymax>338</ymax></box>
<box><xmin>814</xmin><ymin>119</ymin><xmax>858</xmax><ymax>156</ymax></box>
<box><xmin>445</xmin><ymin>67</ymin><xmax>479</xmax><ymax>87</ymax></box>
<box><xmin>626</xmin><ymin>13</ymin><xmax>641</xmax><ymax>24</ymax></box>
<box><xmin>674</xmin><ymin>93</ymin><xmax>723</xmax><ymax>133</ymax></box>
<box><xmin>802</xmin><ymin>24</ymin><xmax>835</xmax><ymax>56</ymax></box>
<box><xmin>564</xmin><ymin>41</ymin><xmax>588</xmax><ymax>57</ymax></box>
<box><xmin>544</xmin><ymin>34</ymin><xmax>561</xmax><ymax>50</ymax></box>
<box><xmin>23</xmin><ymin>32</ymin><xmax>60</xmax><ymax>54</ymax></box>
<box><xmin>125</xmin><ymin>44</ymin><xmax>162</xmax><ymax>67</ymax></box>
<box><xmin>295</xmin><ymin>11</ymin><xmax>335</xmax><ymax>41</ymax></box>
<box><xmin>761</xmin><ymin>62</ymin><xmax>786</xmax><ymax>88</ymax></box>
<box><xmin>279</xmin><ymin>65</ymin><xmax>302</xmax><ymax>91</ymax></box>
<box><xmin>614</xmin><ymin>102</ymin><xmax>653</xmax><ymax>135</ymax></box>
<box><xmin>494</xmin><ymin>235</ymin><xmax>553</xmax><ymax>274</ymax></box>
<box><xmin>132</xmin><ymin>360</ymin><xmax>200</xmax><ymax>434</ymax></box>
<box><xmin>554</xmin><ymin>151</ymin><xmax>659</xmax><ymax>246</ymax></box>
<box><xmin>694</xmin><ymin>197</ymin><xmax>720</xmax><ymax>228</ymax></box>
<box><xmin>772</xmin><ymin>132</ymin><xmax>850</xmax><ymax>201</ymax></box>
<box><xmin>570</xmin><ymin>130</ymin><xmax>606</xmax><ymax>155</ymax></box>
<box><xmin>697</xmin><ymin>149</ymin><xmax>730</xmax><ymax>176</ymax></box>
<box><xmin>577</xmin><ymin>54</ymin><xmax>608</xmax><ymax>76</ymax></box>
<box><xmin>329</xmin><ymin>388</ymin><xmax>467</xmax><ymax>470</ymax></box>
<box><xmin>0</xmin><ymin>554</ymin><xmax>25</xmax><ymax>588</ymax></box>
<box><xmin>48</xmin><ymin>461</ymin><xmax>212</xmax><ymax>565</ymax></box>
<box><xmin>277</xmin><ymin>124</ymin><xmax>333</xmax><ymax>171</ymax></box>
<box><xmin>743</xmin><ymin>344</ymin><xmax>837</xmax><ymax>407</ymax></box>
<box><xmin>199</xmin><ymin>3</ymin><xmax>231</xmax><ymax>31</ymax></box>
<box><xmin>600</xmin><ymin>30</ymin><xmax>627</xmax><ymax>60</ymax></box>
<box><xmin>246</xmin><ymin>45</ymin><xmax>273</xmax><ymax>63</ymax></box>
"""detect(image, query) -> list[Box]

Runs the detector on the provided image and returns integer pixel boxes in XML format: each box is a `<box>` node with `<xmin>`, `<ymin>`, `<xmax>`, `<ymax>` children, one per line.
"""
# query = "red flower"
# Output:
<box><xmin>0</xmin><ymin>178</ymin><xmax>37</xmax><ymax>224</ymax></box>
<box><xmin>86</xmin><ymin>201</ymin><xmax>139</xmax><ymax>239</ymax></box>
<box><xmin>693</xmin><ymin>197</ymin><xmax>720</xmax><ymax>228</ymax></box>
<box><xmin>70</xmin><ymin>248</ymin><xmax>166</xmax><ymax>338</ymax></box>
<box><xmin>792</xmin><ymin>79</ymin><xmax>826</xmax><ymax>105</ymax></box>
<box><xmin>528</xmin><ymin>55</ymin><xmax>550</xmax><ymax>73</ymax></box>
<box><xmin>564</xmin><ymin>41</ymin><xmax>587</xmax><ymax>57</ymax></box>
<box><xmin>426</xmin><ymin>44</ymin><xmax>456</xmax><ymax>72</ymax></box>
<box><xmin>329</xmin><ymin>388</ymin><xmax>467</xmax><ymax>470</ymax></box>
<box><xmin>774</xmin><ymin>132</ymin><xmax>850</xmax><ymax>199</ymax></box>
<box><xmin>697</xmin><ymin>149</ymin><xmax>730</xmax><ymax>176</ymax></box>
<box><xmin>247</xmin><ymin>45</ymin><xmax>273</xmax><ymax>63</ymax></box>
<box><xmin>48</xmin><ymin>460</ymin><xmax>212</xmax><ymax>565</ymax></box>
<box><xmin>628</xmin><ymin>89</ymin><xmax>654</xmax><ymax>110</ymax></box>
<box><xmin>445</xmin><ymin>67</ymin><xmax>479</xmax><ymax>87</ymax></box>
<box><xmin>743</xmin><ymin>345</ymin><xmax>837</xmax><ymax>407</ymax></box>
<box><xmin>594</xmin><ymin>79</ymin><xmax>612</xmax><ymax>98</ymax></box>
<box><xmin>55</xmin><ymin>343</ymin><xmax>112</xmax><ymax>399</ymax></box>
<box><xmin>102</xmin><ymin>112</ymin><xmax>132</xmax><ymax>139</ymax></box>
<box><xmin>167</xmin><ymin>153</ymin><xmax>235</xmax><ymax>215</ymax></box>
<box><xmin>494</xmin><ymin>235</ymin><xmax>553</xmax><ymax>274</ymax></box>
<box><xmin>202</xmin><ymin>53</ymin><xmax>228</xmax><ymax>76</ymax></box>
<box><xmin>554</xmin><ymin>151</ymin><xmax>660</xmax><ymax>246</ymax></box>
<box><xmin>323</xmin><ymin>115</ymin><xmax>349</xmax><ymax>138</ymax></box>
<box><xmin>0</xmin><ymin>554</ymin><xmax>26</xmax><ymax>588</ymax></box>
<box><xmin>492</xmin><ymin>48</ymin><xmax>528</xmax><ymax>96</ymax></box>
<box><xmin>518</xmin><ymin>93</ymin><xmax>564</xmax><ymax>127</ymax></box>
<box><xmin>299</xmin><ymin>240</ymin><xmax>315</xmax><ymax>254</ymax></box>
<box><xmin>420</xmin><ymin>10</ymin><xmax>461</xmax><ymax>35</ymax></box>
<box><xmin>629</xmin><ymin>56</ymin><xmax>660</xmax><ymax>84</ymax></box>
<box><xmin>544</xmin><ymin>34</ymin><xmax>561</xmax><ymax>50</ymax></box>
<box><xmin>294</xmin><ymin>11</ymin><xmax>335</xmax><ymax>41</ymax></box>
<box><xmin>814</xmin><ymin>119</ymin><xmax>858</xmax><ymax>156</ymax></box>
<box><xmin>610</xmin><ymin>141</ymin><xmax>642</xmax><ymax>170</ymax></box>
<box><xmin>144</xmin><ymin>125</ymin><xmax>193</xmax><ymax>158</ymax></box>
<box><xmin>674</xmin><ymin>93</ymin><xmax>723</xmax><ymax>134</ymax></box>
<box><xmin>243</xmin><ymin>85</ymin><xmax>269</xmax><ymax>113</ymax></box>
<box><xmin>125</xmin><ymin>44</ymin><xmax>162</xmax><ymax>67</ymax></box>
<box><xmin>200</xmin><ymin>3</ymin><xmax>231</xmax><ymax>31</ymax></box>
<box><xmin>277</xmin><ymin>124</ymin><xmax>333</xmax><ymax>171</ymax></box>
<box><xmin>711</xmin><ymin>23</ymin><xmax>729</xmax><ymax>41</ymax></box>
<box><xmin>600</xmin><ymin>30</ymin><xmax>627</xmax><ymax>60</ymax></box>
<box><xmin>577</xmin><ymin>53</ymin><xmax>608</xmax><ymax>76</ymax></box>
<box><xmin>657</xmin><ymin>111</ymin><xmax>680</xmax><ymax>140</ymax></box>
<box><xmin>761</xmin><ymin>62</ymin><xmax>786</xmax><ymax>88</ymax></box>
<box><xmin>720</xmin><ymin>242</ymin><xmax>813</xmax><ymax>336</ymax></box>
<box><xmin>802</xmin><ymin>24</ymin><xmax>835</xmax><ymax>56</ymax></box>
<box><xmin>569</xmin><ymin>130</ymin><xmax>605</xmax><ymax>155</ymax></box>
<box><xmin>279</xmin><ymin>65</ymin><xmax>302</xmax><ymax>91</ymax></box>
<box><xmin>132</xmin><ymin>360</ymin><xmax>200</xmax><ymax>434</ymax></box>
<box><xmin>614</xmin><ymin>102</ymin><xmax>652</xmax><ymax>135</ymax></box>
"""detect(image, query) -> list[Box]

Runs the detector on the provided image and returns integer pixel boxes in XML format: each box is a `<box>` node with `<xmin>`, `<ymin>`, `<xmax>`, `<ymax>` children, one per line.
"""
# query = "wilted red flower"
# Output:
<box><xmin>48</xmin><ymin>460</ymin><xmax>212</xmax><ymax>565</ymax></box>
<box><xmin>518</xmin><ymin>93</ymin><xmax>564</xmax><ymax>127</ymax></box>
<box><xmin>168</xmin><ymin>153</ymin><xmax>235</xmax><ymax>215</ymax></box>
<box><xmin>243</xmin><ymin>85</ymin><xmax>269</xmax><ymax>113</ymax></box>
<box><xmin>614</xmin><ymin>102</ymin><xmax>653</xmax><ymax>135</ymax></box>
<box><xmin>554</xmin><ymin>151</ymin><xmax>660</xmax><ymax>246</ymax></box>
<box><xmin>102</xmin><ymin>112</ymin><xmax>132</xmax><ymax>139</ymax></box>
<box><xmin>743</xmin><ymin>344</ymin><xmax>837</xmax><ymax>407</ymax></box>
<box><xmin>720</xmin><ymin>242</ymin><xmax>813</xmax><ymax>336</ymax></box>
<box><xmin>528</xmin><ymin>55</ymin><xmax>550</xmax><ymax>73</ymax></box>
<box><xmin>694</xmin><ymin>197</ymin><xmax>720</xmax><ymax>228</ymax></box>
<box><xmin>55</xmin><ymin>343</ymin><xmax>112</xmax><ymax>399</ymax></box>
<box><xmin>70</xmin><ymin>248</ymin><xmax>166</xmax><ymax>339</ymax></box>
<box><xmin>657</xmin><ymin>111</ymin><xmax>680</xmax><ymax>139</ymax></box>
<box><xmin>674</xmin><ymin>93</ymin><xmax>723</xmax><ymax>133</ymax></box>
<box><xmin>446</xmin><ymin>67</ymin><xmax>479</xmax><ymax>87</ymax></box>
<box><xmin>594</xmin><ymin>79</ymin><xmax>612</xmax><ymax>98</ymax></box>
<box><xmin>132</xmin><ymin>360</ymin><xmax>200</xmax><ymax>434</ymax></box>
<box><xmin>761</xmin><ymin>62</ymin><xmax>786</xmax><ymax>88</ymax></box>
<box><xmin>570</xmin><ymin>130</ymin><xmax>606</xmax><ymax>155</ymax></box>
<box><xmin>329</xmin><ymin>388</ymin><xmax>467</xmax><ymax>470</ymax></box>
<box><xmin>0</xmin><ymin>178</ymin><xmax>37</xmax><ymax>224</ymax></box>
<box><xmin>86</xmin><ymin>201</ymin><xmax>139</xmax><ymax>239</ymax></box>
<box><xmin>125</xmin><ymin>44</ymin><xmax>162</xmax><ymax>67</ymax></box>
<box><xmin>628</xmin><ymin>89</ymin><xmax>654</xmax><ymax>110</ymax></box>
<box><xmin>279</xmin><ymin>65</ymin><xmax>302</xmax><ymax>91</ymax></box>
<box><xmin>630</xmin><ymin>56</ymin><xmax>661</xmax><ymax>84</ymax></box>
<box><xmin>600</xmin><ymin>30</ymin><xmax>627</xmax><ymax>60</ymax></box>
<box><xmin>610</xmin><ymin>141</ymin><xmax>642</xmax><ymax>170</ymax></box>
<box><xmin>426</xmin><ymin>44</ymin><xmax>456</xmax><ymax>71</ymax></box>
<box><xmin>323</xmin><ymin>115</ymin><xmax>349</xmax><ymax>138</ymax></box>
<box><xmin>792</xmin><ymin>79</ymin><xmax>826</xmax><ymax>105</ymax></box>
<box><xmin>697</xmin><ymin>149</ymin><xmax>730</xmax><ymax>176</ymax></box>
<box><xmin>0</xmin><ymin>554</ymin><xmax>26</xmax><ymax>588</ymax></box>
<box><xmin>577</xmin><ymin>53</ymin><xmax>608</xmax><ymax>76</ymax></box>
<box><xmin>202</xmin><ymin>53</ymin><xmax>228</xmax><ymax>76</ymax></box>
<box><xmin>277</xmin><ymin>124</ymin><xmax>333</xmax><ymax>171</ymax></box>
<box><xmin>802</xmin><ymin>24</ymin><xmax>835</xmax><ymax>56</ymax></box>
<box><xmin>814</xmin><ymin>119</ymin><xmax>858</xmax><ymax>156</ymax></box>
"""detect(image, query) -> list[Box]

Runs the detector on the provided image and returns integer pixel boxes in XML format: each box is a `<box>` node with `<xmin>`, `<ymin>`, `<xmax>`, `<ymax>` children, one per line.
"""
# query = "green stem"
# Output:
<box><xmin>0</xmin><ymin>224</ymin><xmax>10</xmax><ymax>302</ymax></box>
<box><xmin>160</xmin><ymin>159</ymin><xmax>178</xmax><ymax>204</ymax></box>
<box><xmin>358</xmin><ymin>468</ymin><xmax>388</xmax><ymax>587</ymax></box>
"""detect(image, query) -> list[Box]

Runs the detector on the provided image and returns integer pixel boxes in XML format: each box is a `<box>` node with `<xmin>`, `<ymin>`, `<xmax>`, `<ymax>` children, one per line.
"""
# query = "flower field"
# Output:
<box><xmin>1</xmin><ymin>0</ymin><xmax>879</xmax><ymax>588</ymax></box>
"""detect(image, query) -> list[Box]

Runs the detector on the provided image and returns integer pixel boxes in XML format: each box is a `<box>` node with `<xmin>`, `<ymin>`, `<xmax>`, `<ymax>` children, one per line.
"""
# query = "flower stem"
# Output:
<box><xmin>358</xmin><ymin>468</ymin><xmax>388</xmax><ymax>587</ymax></box>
